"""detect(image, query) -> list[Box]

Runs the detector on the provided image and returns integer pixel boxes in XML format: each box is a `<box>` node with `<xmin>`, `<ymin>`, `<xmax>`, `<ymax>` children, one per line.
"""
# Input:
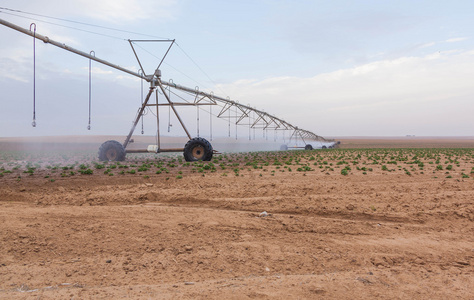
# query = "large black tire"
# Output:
<box><xmin>98</xmin><ymin>140</ymin><xmax>126</xmax><ymax>161</ymax></box>
<box><xmin>321</xmin><ymin>145</ymin><xmax>327</xmax><ymax>149</ymax></box>
<box><xmin>305</xmin><ymin>144</ymin><xmax>313</xmax><ymax>150</ymax></box>
<box><xmin>280</xmin><ymin>144</ymin><xmax>288</xmax><ymax>151</ymax></box>
<box><xmin>183</xmin><ymin>137</ymin><xmax>213</xmax><ymax>162</ymax></box>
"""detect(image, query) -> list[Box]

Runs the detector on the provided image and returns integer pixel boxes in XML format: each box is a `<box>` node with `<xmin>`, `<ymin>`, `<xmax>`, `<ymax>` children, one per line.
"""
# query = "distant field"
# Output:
<box><xmin>1</xmin><ymin>135</ymin><xmax>473</xmax><ymax>153</ymax></box>
<box><xmin>335</xmin><ymin>136</ymin><xmax>474</xmax><ymax>148</ymax></box>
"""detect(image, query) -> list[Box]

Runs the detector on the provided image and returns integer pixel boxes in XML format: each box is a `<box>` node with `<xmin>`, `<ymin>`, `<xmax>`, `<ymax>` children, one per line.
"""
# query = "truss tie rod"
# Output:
<box><xmin>162</xmin><ymin>80</ymin><xmax>292</xmax><ymax>127</ymax></box>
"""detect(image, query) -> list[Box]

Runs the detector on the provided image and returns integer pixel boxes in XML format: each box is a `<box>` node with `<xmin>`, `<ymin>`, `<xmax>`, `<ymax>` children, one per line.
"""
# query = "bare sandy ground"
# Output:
<box><xmin>0</xmin><ymin>136</ymin><xmax>473</xmax><ymax>299</ymax></box>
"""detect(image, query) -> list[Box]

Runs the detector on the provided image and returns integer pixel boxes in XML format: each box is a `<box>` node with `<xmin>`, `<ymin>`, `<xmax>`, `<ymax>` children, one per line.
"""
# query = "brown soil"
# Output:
<box><xmin>0</xmin><ymin>136</ymin><xmax>473</xmax><ymax>299</ymax></box>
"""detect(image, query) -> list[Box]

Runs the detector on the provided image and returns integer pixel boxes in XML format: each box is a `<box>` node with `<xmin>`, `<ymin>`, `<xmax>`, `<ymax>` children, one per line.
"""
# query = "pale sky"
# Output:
<box><xmin>0</xmin><ymin>0</ymin><xmax>473</xmax><ymax>138</ymax></box>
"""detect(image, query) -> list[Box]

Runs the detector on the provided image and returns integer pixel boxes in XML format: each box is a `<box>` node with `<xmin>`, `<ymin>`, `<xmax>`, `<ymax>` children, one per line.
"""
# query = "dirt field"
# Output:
<box><xmin>0</xmin><ymin>136</ymin><xmax>473</xmax><ymax>299</ymax></box>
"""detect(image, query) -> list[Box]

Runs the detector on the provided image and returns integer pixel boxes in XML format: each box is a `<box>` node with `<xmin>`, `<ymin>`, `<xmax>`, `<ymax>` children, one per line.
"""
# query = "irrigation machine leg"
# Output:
<box><xmin>157</xmin><ymin>81</ymin><xmax>192</xmax><ymax>140</ymax></box>
<box><xmin>298</xmin><ymin>131</ymin><xmax>307</xmax><ymax>147</ymax></box>
<box><xmin>123</xmin><ymin>86</ymin><xmax>156</xmax><ymax>149</ymax></box>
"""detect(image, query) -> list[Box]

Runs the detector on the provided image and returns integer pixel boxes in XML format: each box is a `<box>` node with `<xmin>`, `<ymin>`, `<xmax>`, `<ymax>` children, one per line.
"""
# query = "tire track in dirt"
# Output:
<box><xmin>136</xmin><ymin>198</ymin><xmax>420</xmax><ymax>226</ymax></box>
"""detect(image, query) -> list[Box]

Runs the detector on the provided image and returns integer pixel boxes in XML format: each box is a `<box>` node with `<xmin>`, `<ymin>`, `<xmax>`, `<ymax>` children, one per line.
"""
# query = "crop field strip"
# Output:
<box><xmin>1</xmin><ymin>148</ymin><xmax>473</xmax><ymax>182</ymax></box>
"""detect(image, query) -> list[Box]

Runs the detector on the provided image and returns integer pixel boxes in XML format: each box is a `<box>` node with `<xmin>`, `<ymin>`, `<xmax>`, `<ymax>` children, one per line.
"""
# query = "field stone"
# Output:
<box><xmin>356</xmin><ymin>277</ymin><xmax>372</xmax><ymax>285</ymax></box>
<box><xmin>414</xmin><ymin>258</ymin><xmax>425</xmax><ymax>265</ymax></box>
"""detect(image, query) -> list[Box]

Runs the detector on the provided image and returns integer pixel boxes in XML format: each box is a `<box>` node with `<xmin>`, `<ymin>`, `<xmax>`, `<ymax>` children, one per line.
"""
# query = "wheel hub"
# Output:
<box><xmin>192</xmin><ymin>145</ymin><xmax>205</xmax><ymax>159</ymax></box>
<box><xmin>106</xmin><ymin>149</ymin><xmax>117</xmax><ymax>160</ymax></box>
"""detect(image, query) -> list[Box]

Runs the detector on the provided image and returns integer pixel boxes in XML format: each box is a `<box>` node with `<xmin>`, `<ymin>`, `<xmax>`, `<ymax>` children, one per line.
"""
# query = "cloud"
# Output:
<box><xmin>33</xmin><ymin>0</ymin><xmax>179</xmax><ymax>23</ymax></box>
<box><xmin>73</xmin><ymin>0</ymin><xmax>179</xmax><ymax>23</ymax></box>
<box><xmin>87</xmin><ymin>66</ymin><xmax>114</xmax><ymax>75</ymax></box>
<box><xmin>445</xmin><ymin>37</ymin><xmax>469</xmax><ymax>43</ymax></box>
<box><xmin>1</xmin><ymin>0</ymin><xmax>179</xmax><ymax>25</ymax></box>
<box><xmin>216</xmin><ymin>50</ymin><xmax>474</xmax><ymax>136</ymax></box>
<box><xmin>420</xmin><ymin>42</ymin><xmax>436</xmax><ymax>48</ymax></box>
<box><xmin>270</xmin><ymin>5</ymin><xmax>421</xmax><ymax>56</ymax></box>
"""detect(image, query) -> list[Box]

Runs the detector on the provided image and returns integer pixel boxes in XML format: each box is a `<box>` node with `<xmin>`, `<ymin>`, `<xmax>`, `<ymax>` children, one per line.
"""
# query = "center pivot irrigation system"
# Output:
<box><xmin>1</xmin><ymin>17</ymin><xmax>338</xmax><ymax>161</ymax></box>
